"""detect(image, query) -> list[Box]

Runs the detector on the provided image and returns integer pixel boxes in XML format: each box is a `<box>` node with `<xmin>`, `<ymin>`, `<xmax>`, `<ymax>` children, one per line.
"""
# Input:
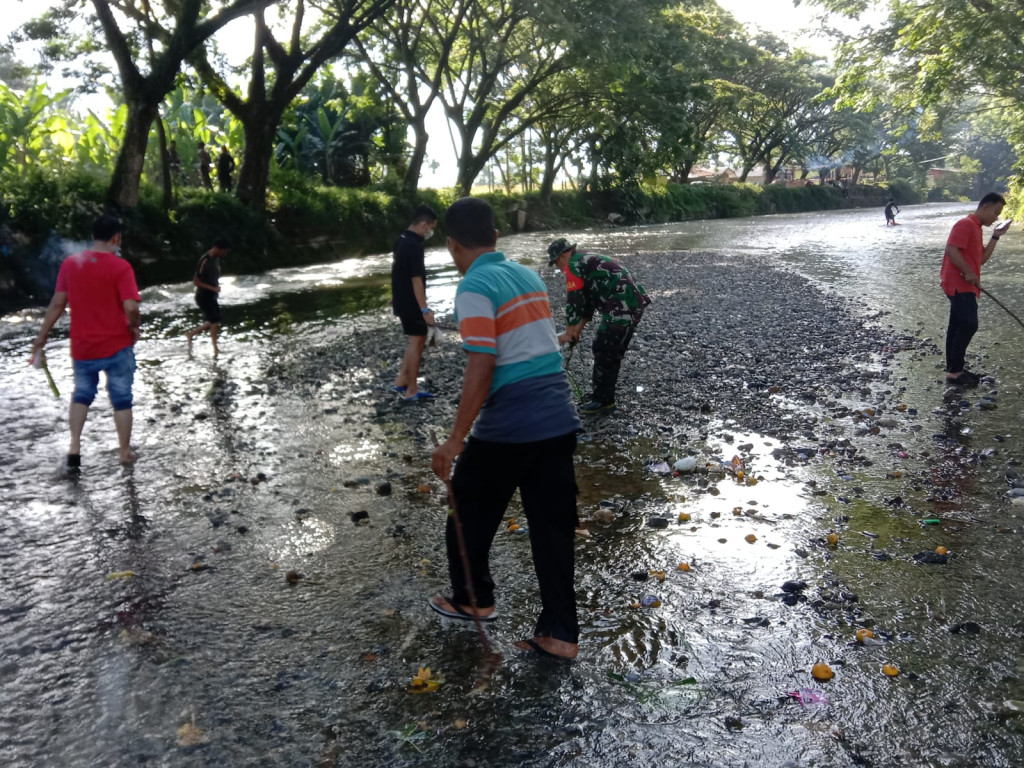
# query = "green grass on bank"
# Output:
<box><xmin>1</xmin><ymin>168</ymin><xmax>904</xmax><ymax>309</ymax></box>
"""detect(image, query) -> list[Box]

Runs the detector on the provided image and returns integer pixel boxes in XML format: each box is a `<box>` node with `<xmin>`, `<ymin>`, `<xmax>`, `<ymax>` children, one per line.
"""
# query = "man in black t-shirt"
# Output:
<box><xmin>391</xmin><ymin>204</ymin><xmax>438</xmax><ymax>400</ymax></box>
<box><xmin>186</xmin><ymin>238</ymin><xmax>232</xmax><ymax>357</ymax></box>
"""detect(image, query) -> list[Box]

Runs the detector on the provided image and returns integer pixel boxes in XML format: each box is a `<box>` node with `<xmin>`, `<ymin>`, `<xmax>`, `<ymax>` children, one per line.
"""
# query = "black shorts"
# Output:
<box><xmin>398</xmin><ymin>310</ymin><xmax>428</xmax><ymax>336</ymax></box>
<box><xmin>196</xmin><ymin>291</ymin><xmax>221</xmax><ymax>324</ymax></box>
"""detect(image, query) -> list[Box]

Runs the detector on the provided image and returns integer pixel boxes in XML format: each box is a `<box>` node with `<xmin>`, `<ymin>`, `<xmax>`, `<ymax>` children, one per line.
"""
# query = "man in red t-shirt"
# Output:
<box><xmin>32</xmin><ymin>214</ymin><xmax>142</xmax><ymax>470</ymax></box>
<box><xmin>940</xmin><ymin>192</ymin><xmax>1011</xmax><ymax>386</ymax></box>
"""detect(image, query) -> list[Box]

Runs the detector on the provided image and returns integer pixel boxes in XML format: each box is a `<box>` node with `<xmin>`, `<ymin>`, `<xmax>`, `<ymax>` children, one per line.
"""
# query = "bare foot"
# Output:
<box><xmin>185</xmin><ymin>330</ymin><xmax>193</xmax><ymax>347</ymax></box>
<box><xmin>119</xmin><ymin>448</ymin><xmax>137</xmax><ymax>465</ymax></box>
<box><xmin>514</xmin><ymin>636</ymin><xmax>578</xmax><ymax>660</ymax></box>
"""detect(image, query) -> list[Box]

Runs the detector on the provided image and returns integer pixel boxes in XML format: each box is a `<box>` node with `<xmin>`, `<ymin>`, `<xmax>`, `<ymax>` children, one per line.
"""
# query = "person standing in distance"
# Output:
<box><xmin>32</xmin><ymin>214</ymin><xmax>142</xmax><ymax>470</ymax></box>
<box><xmin>197</xmin><ymin>141</ymin><xmax>213</xmax><ymax>190</ymax></box>
<box><xmin>217</xmin><ymin>145</ymin><xmax>235</xmax><ymax>193</ymax></box>
<box><xmin>941</xmin><ymin>193</ymin><xmax>1011</xmax><ymax>386</ymax></box>
<box><xmin>430</xmin><ymin>198</ymin><xmax>583</xmax><ymax>660</ymax></box>
<box><xmin>885</xmin><ymin>197</ymin><xmax>900</xmax><ymax>226</ymax></box>
<box><xmin>391</xmin><ymin>204</ymin><xmax>438</xmax><ymax>401</ymax></box>
<box><xmin>186</xmin><ymin>238</ymin><xmax>232</xmax><ymax>357</ymax></box>
<box><xmin>548</xmin><ymin>238</ymin><xmax>650</xmax><ymax>414</ymax></box>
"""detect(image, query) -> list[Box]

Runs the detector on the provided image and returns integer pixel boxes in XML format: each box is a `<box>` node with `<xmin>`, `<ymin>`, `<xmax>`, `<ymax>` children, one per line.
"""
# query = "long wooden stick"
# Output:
<box><xmin>429</xmin><ymin>431</ymin><xmax>501</xmax><ymax>687</ymax></box>
<box><xmin>981</xmin><ymin>286</ymin><xmax>1024</xmax><ymax>333</ymax></box>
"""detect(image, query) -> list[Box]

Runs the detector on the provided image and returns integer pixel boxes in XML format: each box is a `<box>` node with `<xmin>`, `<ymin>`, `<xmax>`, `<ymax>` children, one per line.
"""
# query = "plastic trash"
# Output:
<box><xmin>673</xmin><ymin>457</ymin><xmax>698</xmax><ymax>473</ymax></box>
<box><xmin>647</xmin><ymin>461</ymin><xmax>671</xmax><ymax>475</ymax></box>
<box><xmin>788</xmin><ymin>688</ymin><xmax>828</xmax><ymax>706</ymax></box>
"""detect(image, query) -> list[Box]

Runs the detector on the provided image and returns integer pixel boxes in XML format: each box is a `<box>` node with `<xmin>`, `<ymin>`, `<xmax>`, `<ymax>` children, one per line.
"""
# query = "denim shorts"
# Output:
<box><xmin>73</xmin><ymin>346</ymin><xmax>136</xmax><ymax>410</ymax></box>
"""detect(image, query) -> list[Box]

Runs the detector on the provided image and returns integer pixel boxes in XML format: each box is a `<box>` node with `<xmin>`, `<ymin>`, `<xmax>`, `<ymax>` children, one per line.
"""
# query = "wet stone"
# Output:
<box><xmin>951</xmin><ymin>622</ymin><xmax>982</xmax><ymax>635</ymax></box>
<box><xmin>781</xmin><ymin>580</ymin><xmax>808</xmax><ymax>593</ymax></box>
<box><xmin>913</xmin><ymin>552</ymin><xmax>949</xmax><ymax>565</ymax></box>
<box><xmin>375</xmin><ymin>481</ymin><xmax>392</xmax><ymax>496</ymax></box>
<box><xmin>349</xmin><ymin>510</ymin><xmax>370</xmax><ymax>524</ymax></box>
<box><xmin>724</xmin><ymin>716</ymin><xmax>744</xmax><ymax>731</ymax></box>
<box><xmin>646</xmin><ymin>517</ymin><xmax>670</xmax><ymax>529</ymax></box>
<box><xmin>630</xmin><ymin>571</ymin><xmax>649</xmax><ymax>582</ymax></box>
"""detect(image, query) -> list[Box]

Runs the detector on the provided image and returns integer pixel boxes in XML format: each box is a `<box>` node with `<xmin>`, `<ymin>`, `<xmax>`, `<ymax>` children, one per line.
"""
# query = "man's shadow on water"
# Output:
<box><xmin>927</xmin><ymin>392</ymin><xmax>979</xmax><ymax>512</ymax></box>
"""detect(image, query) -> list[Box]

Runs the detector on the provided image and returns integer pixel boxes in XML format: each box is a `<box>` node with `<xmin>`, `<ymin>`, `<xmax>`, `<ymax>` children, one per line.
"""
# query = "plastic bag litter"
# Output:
<box><xmin>787</xmin><ymin>689</ymin><xmax>828</xmax><ymax>706</ymax></box>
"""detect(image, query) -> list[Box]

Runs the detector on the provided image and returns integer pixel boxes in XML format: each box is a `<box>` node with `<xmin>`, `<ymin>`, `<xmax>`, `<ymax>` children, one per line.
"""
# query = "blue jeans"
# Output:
<box><xmin>73</xmin><ymin>346</ymin><xmax>136</xmax><ymax>411</ymax></box>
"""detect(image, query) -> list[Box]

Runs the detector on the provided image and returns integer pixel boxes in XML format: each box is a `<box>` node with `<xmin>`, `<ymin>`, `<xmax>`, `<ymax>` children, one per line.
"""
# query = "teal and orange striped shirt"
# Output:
<box><xmin>455</xmin><ymin>251</ymin><xmax>580</xmax><ymax>442</ymax></box>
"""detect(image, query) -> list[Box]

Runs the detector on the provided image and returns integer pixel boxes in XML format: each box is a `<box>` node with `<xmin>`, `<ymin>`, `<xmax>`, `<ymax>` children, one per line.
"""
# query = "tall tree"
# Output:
<box><xmin>723</xmin><ymin>37</ymin><xmax>833</xmax><ymax>183</ymax></box>
<box><xmin>351</xmin><ymin>0</ymin><xmax>471</xmax><ymax>194</ymax></box>
<box><xmin>24</xmin><ymin>0</ymin><xmax>272</xmax><ymax>209</ymax></box>
<box><xmin>195</xmin><ymin>0</ymin><xmax>393</xmax><ymax>210</ymax></box>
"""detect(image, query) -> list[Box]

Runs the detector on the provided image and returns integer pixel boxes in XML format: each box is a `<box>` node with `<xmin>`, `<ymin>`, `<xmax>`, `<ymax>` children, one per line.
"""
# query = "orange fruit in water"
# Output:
<box><xmin>811</xmin><ymin>662</ymin><xmax>834</xmax><ymax>681</ymax></box>
<box><xmin>745</xmin><ymin>533</ymin><xmax>757</xmax><ymax>543</ymax></box>
<box><xmin>678</xmin><ymin>512</ymin><xmax>691</xmax><ymax>523</ymax></box>
<box><xmin>882</xmin><ymin>664</ymin><xmax>899</xmax><ymax>677</ymax></box>
<box><xmin>935</xmin><ymin>546</ymin><xmax>948</xmax><ymax>555</ymax></box>
<box><xmin>856</xmin><ymin>628</ymin><xmax>875</xmax><ymax>643</ymax></box>
<box><xmin>827</xmin><ymin>533</ymin><xmax>839</xmax><ymax>547</ymax></box>
<box><xmin>677</xmin><ymin>562</ymin><xmax>691</xmax><ymax>572</ymax></box>
<box><xmin>508</xmin><ymin>523</ymin><xmax>521</xmax><ymax>532</ymax></box>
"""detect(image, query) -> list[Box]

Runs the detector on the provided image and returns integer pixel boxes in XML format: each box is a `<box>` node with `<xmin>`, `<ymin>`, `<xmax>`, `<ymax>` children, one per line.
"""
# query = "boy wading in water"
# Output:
<box><xmin>430</xmin><ymin>198</ymin><xmax>583</xmax><ymax>660</ymax></box>
<box><xmin>32</xmin><ymin>214</ymin><xmax>142</xmax><ymax>469</ymax></box>
<box><xmin>186</xmin><ymin>239</ymin><xmax>232</xmax><ymax>357</ymax></box>
<box><xmin>390</xmin><ymin>204</ymin><xmax>438</xmax><ymax>400</ymax></box>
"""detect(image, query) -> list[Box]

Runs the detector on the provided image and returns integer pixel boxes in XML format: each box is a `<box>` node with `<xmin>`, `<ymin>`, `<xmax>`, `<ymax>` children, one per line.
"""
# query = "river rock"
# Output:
<box><xmin>913</xmin><ymin>551</ymin><xmax>949</xmax><ymax>564</ymax></box>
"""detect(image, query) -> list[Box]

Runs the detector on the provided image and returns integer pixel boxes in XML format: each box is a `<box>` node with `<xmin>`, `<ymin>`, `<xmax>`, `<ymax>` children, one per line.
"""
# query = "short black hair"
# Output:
<box><xmin>213</xmin><ymin>237</ymin><xmax>232</xmax><ymax>250</ymax></box>
<box><xmin>979</xmin><ymin>192</ymin><xmax>1006</xmax><ymax>207</ymax></box>
<box><xmin>443</xmin><ymin>198</ymin><xmax>495</xmax><ymax>249</ymax></box>
<box><xmin>410</xmin><ymin>204</ymin><xmax>438</xmax><ymax>225</ymax></box>
<box><xmin>92</xmin><ymin>214</ymin><xmax>122</xmax><ymax>242</ymax></box>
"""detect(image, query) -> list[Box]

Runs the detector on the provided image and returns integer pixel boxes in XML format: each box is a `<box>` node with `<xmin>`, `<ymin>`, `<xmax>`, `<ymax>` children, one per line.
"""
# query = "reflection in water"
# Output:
<box><xmin>4</xmin><ymin>203</ymin><xmax>1024</xmax><ymax>765</ymax></box>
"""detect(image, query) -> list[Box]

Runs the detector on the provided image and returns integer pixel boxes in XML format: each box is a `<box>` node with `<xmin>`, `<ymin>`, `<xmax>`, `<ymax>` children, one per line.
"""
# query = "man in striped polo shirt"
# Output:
<box><xmin>430</xmin><ymin>197</ymin><xmax>583</xmax><ymax>660</ymax></box>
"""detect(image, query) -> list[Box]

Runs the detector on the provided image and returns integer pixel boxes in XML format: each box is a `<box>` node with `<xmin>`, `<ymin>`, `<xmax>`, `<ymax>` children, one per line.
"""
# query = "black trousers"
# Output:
<box><xmin>448</xmin><ymin>431</ymin><xmax>579</xmax><ymax>643</ymax></box>
<box><xmin>945</xmin><ymin>292</ymin><xmax>979</xmax><ymax>374</ymax></box>
<box><xmin>591</xmin><ymin>317</ymin><xmax>640</xmax><ymax>405</ymax></box>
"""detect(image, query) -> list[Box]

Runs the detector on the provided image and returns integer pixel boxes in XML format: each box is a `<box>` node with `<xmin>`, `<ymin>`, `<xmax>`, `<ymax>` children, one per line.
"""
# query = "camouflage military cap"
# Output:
<box><xmin>547</xmin><ymin>237</ymin><xmax>577</xmax><ymax>264</ymax></box>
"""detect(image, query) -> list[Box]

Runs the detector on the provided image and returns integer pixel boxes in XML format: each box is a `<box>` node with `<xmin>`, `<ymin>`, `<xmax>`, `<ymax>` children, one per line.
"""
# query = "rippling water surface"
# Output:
<box><xmin>4</xmin><ymin>203</ymin><xmax>1024</xmax><ymax>767</ymax></box>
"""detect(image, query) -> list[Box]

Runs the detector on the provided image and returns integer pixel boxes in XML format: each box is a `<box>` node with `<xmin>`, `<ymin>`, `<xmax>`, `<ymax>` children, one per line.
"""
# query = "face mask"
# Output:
<box><xmin>424</xmin><ymin>228</ymin><xmax>435</xmax><ymax>239</ymax></box>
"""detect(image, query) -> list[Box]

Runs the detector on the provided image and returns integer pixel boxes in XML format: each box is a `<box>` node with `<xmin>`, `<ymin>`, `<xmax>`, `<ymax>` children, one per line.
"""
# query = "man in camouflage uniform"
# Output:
<box><xmin>548</xmin><ymin>238</ymin><xmax>650</xmax><ymax>414</ymax></box>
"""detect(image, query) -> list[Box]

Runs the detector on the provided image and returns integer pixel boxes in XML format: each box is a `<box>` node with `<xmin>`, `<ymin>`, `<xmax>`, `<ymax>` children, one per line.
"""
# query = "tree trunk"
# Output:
<box><xmin>403</xmin><ymin>123</ymin><xmax>429</xmax><ymax>194</ymax></box>
<box><xmin>739</xmin><ymin>163</ymin><xmax>753</xmax><ymax>183</ymax></box>
<box><xmin>852</xmin><ymin>166</ymin><xmax>861</xmax><ymax>185</ymax></box>
<box><xmin>155</xmin><ymin>115</ymin><xmax>173</xmax><ymax>210</ymax></box>
<box><xmin>539</xmin><ymin>144</ymin><xmax>557</xmax><ymax>199</ymax></box>
<box><xmin>108</xmin><ymin>101</ymin><xmax>159</xmax><ymax>210</ymax></box>
<box><xmin>236</xmin><ymin>112</ymin><xmax>279</xmax><ymax>212</ymax></box>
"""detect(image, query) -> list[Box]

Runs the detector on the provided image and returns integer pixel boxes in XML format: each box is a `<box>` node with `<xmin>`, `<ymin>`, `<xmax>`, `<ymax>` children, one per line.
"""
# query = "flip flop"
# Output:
<box><xmin>515</xmin><ymin>638</ymin><xmax>574</xmax><ymax>661</ymax></box>
<box><xmin>403</xmin><ymin>391</ymin><xmax>436</xmax><ymax>401</ymax></box>
<box><xmin>428</xmin><ymin>595</ymin><xmax>498</xmax><ymax>622</ymax></box>
<box><xmin>391</xmin><ymin>385</ymin><xmax>407</xmax><ymax>393</ymax></box>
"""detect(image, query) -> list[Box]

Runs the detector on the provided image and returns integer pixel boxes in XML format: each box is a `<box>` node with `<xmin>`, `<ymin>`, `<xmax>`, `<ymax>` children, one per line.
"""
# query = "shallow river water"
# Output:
<box><xmin>4</xmin><ymin>203</ymin><xmax>1024</xmax><ymax>767</ymax></box>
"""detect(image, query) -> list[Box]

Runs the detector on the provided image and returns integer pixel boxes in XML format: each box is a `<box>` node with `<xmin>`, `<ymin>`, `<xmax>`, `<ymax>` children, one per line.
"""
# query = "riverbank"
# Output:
<box><xmin>6</xmin><ymin>215</ymin><xmax>1024</xmax><ymax>766</ymax></box>
<box><xmin>0</xmin><ymin>171</ymin><xmax>897</xmax><ymax>313</ymax></box>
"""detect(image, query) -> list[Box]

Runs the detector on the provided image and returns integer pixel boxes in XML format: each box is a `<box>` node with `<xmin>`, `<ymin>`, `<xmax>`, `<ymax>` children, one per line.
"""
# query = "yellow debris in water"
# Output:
<box><xmin>935</xmin><ymin>546</ymin><xmax>948</xmax><ymax>555</ymax></box>
<box><xmin>746</xmin><ymin>477</ymin><xmax>758</xmax><ymax>486</ymax></box>
<box><xmin>106</xmin><ymin>570</ymin><xmax>135</xmax><ymax>580</ymax></box>
<box><xmin>882</xmin><ymin>664</ymin><xmax>899</xmax><ymax>677</ymax></box>
<box><xmin>677</xmin><ymin>562</ymin><xmax>691</xmax><ymax>572</ymax></box>
<box><xmin>508</xmin><ymin>523</ymin><xmax>521</xmax><ymax>532</ymax></box>
<box><xmin>827</xmin><ymin>533</ymin><xmax>839</xmax><ymax>547</ymax></box>
<box><xmin>410</xmin><ymin>667</ymin><xmax>441</xmax><ymax>693</ymax></box>
<box><xmin>678</xmin><ymin>512</ymin><xmax>691</xmax><ymax>522</ymax></box>
<box><xmin>856</xmin><ymin>628</ymin><xmax>875</xmax><ymax>643</ymax></box>
<box><xmin>417</xmin><ymin>484</ymin><xmax>431</xmax><ymax>493</ymax></box>
<box><xmin>811</xmin><ymin>662</ymin><xmax>834</xmax><ymax>681</ymax></box>
<box><xmin>733</xmin><ymin>507</ymin><xmax>743</xmax><ymax>516</ymax></box>
<box><xmin>649</xmin><ymin>569</ymin><xmax>667</xmax><ymax>582</ymax></box>
<box><xmin>745</xmin><ymin>533</ymin><xmax>757</xmax><ymax>543</ymax></box>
